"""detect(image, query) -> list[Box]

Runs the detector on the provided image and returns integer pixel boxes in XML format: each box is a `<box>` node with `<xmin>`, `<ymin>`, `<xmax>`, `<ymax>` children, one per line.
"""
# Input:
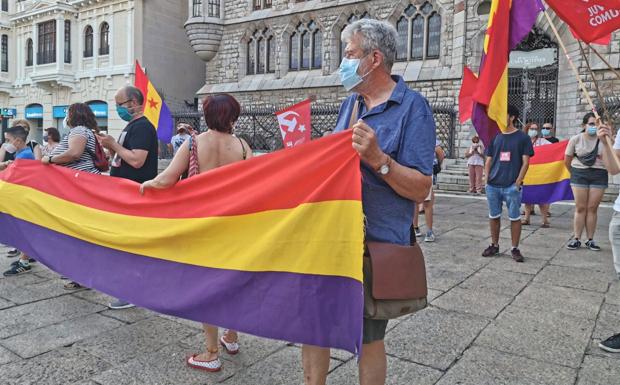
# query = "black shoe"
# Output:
<box><xmin>566</xmin><ymin>238</ymin><xmax>581</xmax><ymax>250</ymax></box>
<box><xmin>482</xmin><ymin>244</ymin><xmax>500</xmax><ymax>257</ymax></box>
<box><xmin>511</xmin><ymin>248</ymin><xmax>524</xmax><ymax>263</ymax></box>
<box><xmin>3</xmin><ymin>262</ymin><xmax>32</xmax><ymax>276</ymax></box>
<box><xmin>599</xmin><ymin>333</ymin><xmax>620</xmax><ymax>353</ymax></box>
<box><xmin>585</xmin><ymin>239</ymin><xmax>601</xmax><ymax>251</ymax></box>
<box><xmin>10</xmin><ymin>258</ymin><xmax>36</xmax><ymax>267</ymax></box>
<box><xmin>6</xmin><ymin>249</ymin><xmax>20</xmax><ymax>257</ymax></box>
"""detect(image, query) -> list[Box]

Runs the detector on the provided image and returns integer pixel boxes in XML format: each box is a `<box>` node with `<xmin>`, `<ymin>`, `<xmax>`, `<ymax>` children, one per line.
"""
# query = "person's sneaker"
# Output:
<box><xmin>108</xmin><ymin>299</ymin><xmax>135</xmax><ymax>310</ymax></box>
<box><xmin>414</xmin><ymin>227</ymin><xmax>422</xmax><ymax>237</ymax></box>
<box><xmin>511</xmin><ymin>248</ymin><xmax>524</xmax><ymax>263</ymax></box>
<box><xmin>6</xmin><ymin>249</ymin><xmax>20</xmax><ymax>257</ymax></box>
<box><xmin>482</xmin><ymin>244</ymin><xmax>499</xmax><ymax>257</ymax></box>
<box><xmin>424</xmin><ymin>230</ymin><xmax>435</xmax><ymax>242</ymax></box>
<box><xmin>566</xmin><ymin>238</ymin><xmax>581</xmax><ymax>250</ymax></box>
<box><xmin>10</xmin><ymin>258</ymin><xmax>36</xmax><ymax>267</ymax></box>
<box><xmin>3</xmin><ymin>262</ymin><xmax>31</xmax><ymax>276</ymax></box>
<box><xmin>585</xmin><ymin>239</ymin><xmax>601</xmax><ymax>251</ymax></box>
<box><xmin>598</xmin><ymin>333</ymin><xmax>620</xmax><ymax>353</ymax></box>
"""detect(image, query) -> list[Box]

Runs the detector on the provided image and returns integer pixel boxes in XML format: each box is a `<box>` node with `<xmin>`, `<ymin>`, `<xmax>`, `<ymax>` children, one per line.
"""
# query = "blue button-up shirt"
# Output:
<box><xmin>334</xmin><ymin>75</ymin><xmax>436</xmax><ymax>245</ymax></box>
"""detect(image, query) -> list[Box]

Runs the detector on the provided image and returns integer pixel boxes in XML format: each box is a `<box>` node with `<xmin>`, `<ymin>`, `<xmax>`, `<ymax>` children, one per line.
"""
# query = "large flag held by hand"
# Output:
<box><xmin>0</xmin><ymin>131</ymin><xmax>365</xmax><ymax>354</ymax></box>
<box><xmin>135</xmin><ymin>61</ymin><xmax>174</xmax><ymax>143</ymax></box>
<box><xmin>471</xmin><ymin>0</ymin><xmax>544</xmax><ymax>146</ymax></box>
<box><xmin>547</xmin><ymin>0</ymin><xmax>620</xmax><ymax>44</ymax></box>
<box><xmin>459</xmin><ymin>67</ymin><xmax>478</xmax><ymax>124</ymax></box>
<box><xmin>275</xmin><ymin>99</ymin><xmax>312</xmax><ymax>148</ymax></box>
<box><xmin>522</xmin><ymin>141</ymin><xmax>574</xmax><ymax>204</ymax></box>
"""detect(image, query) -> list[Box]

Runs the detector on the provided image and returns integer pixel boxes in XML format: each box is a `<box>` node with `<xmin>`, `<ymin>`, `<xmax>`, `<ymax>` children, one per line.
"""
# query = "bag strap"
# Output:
<box><xmin>348</xmin><ymin>96</ymin><xmax>361</xmax><ymax>129</ymax></box>
<box><xmin>187</xmin><ymin>133</ymin><xmax>199</xmax><ymax>177</ymax></box>
<box><xmin>238</xmin><ymin>136</ymin><xmax>247</xmax><ymax>160</ymax></box>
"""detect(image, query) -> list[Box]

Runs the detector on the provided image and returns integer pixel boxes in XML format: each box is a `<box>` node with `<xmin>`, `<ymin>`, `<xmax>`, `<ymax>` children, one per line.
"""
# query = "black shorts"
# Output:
<box><xmin>363</xmin><ymin>318</ymin><xmax>388</xmax><ymax>344</ymax></box>
<box><xmin>570</xmin><ymin>167</ymin><xmax>608</xmax><ymax>189</ymax></box>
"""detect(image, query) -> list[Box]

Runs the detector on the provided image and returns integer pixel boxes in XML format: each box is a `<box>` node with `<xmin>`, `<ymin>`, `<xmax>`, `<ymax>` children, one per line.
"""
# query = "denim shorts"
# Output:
<box><xmin>486</xmin><ymin>183</ymin><xmax>522</xmax><ymax>221</ymax></box>
<box><xmin>570</xmin><ymin>167</ymin><xmax>608</xmax><ymax>189</ymax></box>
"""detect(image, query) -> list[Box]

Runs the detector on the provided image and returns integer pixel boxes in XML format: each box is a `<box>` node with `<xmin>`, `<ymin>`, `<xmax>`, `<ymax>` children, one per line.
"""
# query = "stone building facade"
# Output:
<box><xmin>0</xmin><ymin>0</ymin><xmax>204</xmax><ymax>141</ymax></box>
<box><xmin>185</xmin><ymin>0</ymin><xmax>620</xmax><ymax>156</ymax></box>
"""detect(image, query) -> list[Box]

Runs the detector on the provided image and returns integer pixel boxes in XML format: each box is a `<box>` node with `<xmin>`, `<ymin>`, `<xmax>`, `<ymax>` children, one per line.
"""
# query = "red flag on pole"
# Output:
<box><xmin>276</xmin><ymin>99</ymin><xmax>312</xmax><ymax>148</ymax></box>
<box><xmin>546</xmin><ymin>0</ymin><xmax>620</xmax><ymax>44</ymax></box>
<box><xmin>459</xmin><ymin>67</ymin><xmax>478</xmax><ymax>124</ymax></box>
<box><xmin>570</xmin><ymin>27</ymin><xmax>612</xmax><ymax>45</ymax></box>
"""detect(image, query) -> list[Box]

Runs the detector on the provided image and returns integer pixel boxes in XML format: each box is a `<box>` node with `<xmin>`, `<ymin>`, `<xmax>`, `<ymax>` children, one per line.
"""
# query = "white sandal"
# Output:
<box><xmin>220</xmin><ymin>335</ymin><xmax>239</xmax><ymax>355</ymax></box>
<box><xmin>186</xmin><ymin>353</ymin><xmax>222</xmax><ymax>372</ymax></box>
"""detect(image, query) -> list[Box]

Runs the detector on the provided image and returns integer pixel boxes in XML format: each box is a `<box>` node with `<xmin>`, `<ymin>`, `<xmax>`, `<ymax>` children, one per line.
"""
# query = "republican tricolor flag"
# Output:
<box><xmin>135</xmin><ymin>61</ymin><xmax>174</xmax><ymax>143</ymax></box>
<box><xmin>522</xmin><ymin>141</ymin><xmax>574</xmax><ymax>204</ymax></box>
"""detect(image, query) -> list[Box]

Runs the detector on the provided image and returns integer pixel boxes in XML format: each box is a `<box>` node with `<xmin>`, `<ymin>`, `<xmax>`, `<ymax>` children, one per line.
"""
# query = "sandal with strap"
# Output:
<box><xmin>521</xmin><ymin>219</ymin><xmax>530</xmax><ymax>225</ymax></box>
<box><xmin>186</xmin><ymin>347</ymin><xmax>221</xmax><ymax>372</ymax></box>
<box><xmin>220</xmin><ymin>335</ymin><xmax>239</xmax><ymax>355</ymax></box>
<box><xmin>63</xmin><ymin>281</ymin><xmax>83</xmax><ymax>290</ymax></box>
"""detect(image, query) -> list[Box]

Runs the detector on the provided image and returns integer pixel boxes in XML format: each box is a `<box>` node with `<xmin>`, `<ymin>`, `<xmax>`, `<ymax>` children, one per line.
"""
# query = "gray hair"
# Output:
<box><xmin>120</xmin><ymin>85</ymin><xmax>144</xmax><ymax>105</ymax></box>
<box><xmin>341</xmin><ymin>19</ymin><xmax>398</xmax><ymax>71</ymax></box>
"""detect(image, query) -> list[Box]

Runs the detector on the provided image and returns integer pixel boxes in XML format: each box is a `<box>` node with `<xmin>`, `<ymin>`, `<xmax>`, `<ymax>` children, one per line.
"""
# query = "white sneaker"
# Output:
<box><xmin>424</xmin><ymin>230</ymin><xmax>435</xmax><ymax>242</ymax></box>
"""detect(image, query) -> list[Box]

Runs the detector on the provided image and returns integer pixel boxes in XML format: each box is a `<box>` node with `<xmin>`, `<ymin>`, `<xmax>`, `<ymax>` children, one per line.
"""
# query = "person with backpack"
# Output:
<box><xmin>564</xmin><ymin>112</ymin><xmax>609</xmax><ymax>251</ymax></box>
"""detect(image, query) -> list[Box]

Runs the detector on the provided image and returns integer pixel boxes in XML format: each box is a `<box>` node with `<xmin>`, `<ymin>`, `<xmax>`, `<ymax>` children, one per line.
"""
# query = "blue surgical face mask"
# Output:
<box><xmin>338</xmin><ymin>54</ymin><xmax>373</xmax><ymax>92</ymax></box>
<box><xmin>587</xmin><ymin>125</ymin><xmax>597</xmax><ymax>136</ymax></box>
<box><xmin>116</xmin><ymin>105</ymin><xmax>133</xmax><ymax>122</ymax></box>
<box><xmin>541</xmin><ymin>128</ymin><xmax>551</xmax><ymax>137</ymax></box>
<box><xmin>528</xmin><ymin>129</ymin><xmax>538</xmax><ymax>138</ymax></box>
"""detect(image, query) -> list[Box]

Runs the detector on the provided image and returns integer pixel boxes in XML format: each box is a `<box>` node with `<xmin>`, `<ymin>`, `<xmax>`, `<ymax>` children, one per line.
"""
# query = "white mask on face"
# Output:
<box><xmin>2</xmin><ymin>142</ymin><xmax>16</xmax><ymax>154</ymax></box>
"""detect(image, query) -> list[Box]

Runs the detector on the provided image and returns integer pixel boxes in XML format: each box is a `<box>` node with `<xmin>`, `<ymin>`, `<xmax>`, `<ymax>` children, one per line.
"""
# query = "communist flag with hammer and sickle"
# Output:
<box><xmin>275</xmin><ymin>99</ymin><xmax>312</xmax><ymax>149</ymax></box>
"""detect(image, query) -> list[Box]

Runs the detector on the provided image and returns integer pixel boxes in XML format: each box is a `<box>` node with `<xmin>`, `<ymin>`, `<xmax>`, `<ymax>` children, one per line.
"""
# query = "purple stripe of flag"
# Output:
<box><xmin>522</xmin><ymin>179</ymin><xmax>574</xmax><ymax>204</ymax></box>
<box><xmin>157</xmin><ymin>101</ymin><xmax>174</xmax><ymax>143</ymax></box>
<box><xmin>0</xmin><ymin>213</ymin><xmax>363</xmax><ymax>354</ymax></box>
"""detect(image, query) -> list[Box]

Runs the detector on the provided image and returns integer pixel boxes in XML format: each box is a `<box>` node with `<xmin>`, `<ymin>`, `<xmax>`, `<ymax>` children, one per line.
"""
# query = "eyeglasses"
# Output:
<box><xmin>117</xmin><ymin>99</ymin><xmax>132</xmax><ymax>107</ymax></box>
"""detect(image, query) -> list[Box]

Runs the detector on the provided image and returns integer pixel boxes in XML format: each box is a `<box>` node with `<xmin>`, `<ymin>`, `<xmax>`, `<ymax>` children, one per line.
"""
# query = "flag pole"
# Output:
<box><xmin>542</xmin><ymin>10</ymin><xmax>620</xmax><ymax>170</ymax></box>
<box><xmin>577</xmin><ymin>40</ymin><xmax>613</xmax><ymax>127</ymax></box>
<box><xmin>587</xmin><ymin>43</ymin><xmax>620</xmax><ymax>80</ymax></box>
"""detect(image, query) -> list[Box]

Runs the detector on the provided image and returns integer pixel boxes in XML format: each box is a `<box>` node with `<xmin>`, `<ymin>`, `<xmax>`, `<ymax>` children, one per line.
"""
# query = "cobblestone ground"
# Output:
<box><xmin>0</xmin><ymin>196</ymin><xmax>619</xmax><ymax>385</ymax></box>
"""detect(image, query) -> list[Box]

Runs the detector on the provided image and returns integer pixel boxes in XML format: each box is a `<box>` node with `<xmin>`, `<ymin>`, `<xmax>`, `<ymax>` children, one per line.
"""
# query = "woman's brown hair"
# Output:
<box><xmin>67</xmin><ymin>103</ymin><xmax>99</xmax><ymax>133</ymax></box>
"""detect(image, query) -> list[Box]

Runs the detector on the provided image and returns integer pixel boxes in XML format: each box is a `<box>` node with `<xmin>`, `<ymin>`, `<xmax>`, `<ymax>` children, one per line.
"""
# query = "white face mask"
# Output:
<box><xmin>63</xmin><ymin>116</ymin><xmax>70</xmax><ymax>131</ymax></box>
<box><xmin>2</xmin><ymin>142</ymin><xmax>16</xmax><ymax>154</ymax></box>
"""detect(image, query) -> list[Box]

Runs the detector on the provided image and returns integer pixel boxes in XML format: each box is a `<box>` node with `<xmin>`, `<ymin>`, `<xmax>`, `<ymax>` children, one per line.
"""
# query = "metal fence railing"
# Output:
<box><xmin>596</xmin><ymin>96</ymin><xmax>620</xmax><ymax>131</ymax></box>
<box><xmin>164</xmin><ymin>102</ymin><xmax>457</xmax><ymax>158</ymax></box>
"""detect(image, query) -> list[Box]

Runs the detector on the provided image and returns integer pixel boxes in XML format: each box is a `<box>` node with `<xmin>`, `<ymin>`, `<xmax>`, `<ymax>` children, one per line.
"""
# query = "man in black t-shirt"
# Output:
<box><xmin>481</xmin><ymin>105</ymin><xmax>534</xmax><ymax>263</ymax></box>
<box><xmin>98</xmin><ymin>85</ymin><xmax>158</xmax><ymax>184</ymax></box>
<box><xmin>97</xmin><ymin>85</ymin><xmax>159</xmax><ymax>310</ymax></box>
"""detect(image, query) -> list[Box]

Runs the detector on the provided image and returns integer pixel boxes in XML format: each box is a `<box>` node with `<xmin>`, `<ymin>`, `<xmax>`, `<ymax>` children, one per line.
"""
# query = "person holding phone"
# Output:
<box><xmin>481</xmin><ymin>105</ymin><xmax>534</xmax><ymax>263</ymax></box>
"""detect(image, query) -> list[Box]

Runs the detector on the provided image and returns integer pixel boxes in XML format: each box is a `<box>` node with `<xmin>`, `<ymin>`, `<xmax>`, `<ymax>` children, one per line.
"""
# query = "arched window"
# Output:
<box><xmin>396</xmin><ymin>17</ymin><xmax>408</xmax><ymax>61</ymax></box>
<box><xmin>477</xmin><ymin>0</ymin><xmax>492</xmax><ymax>15</ymax></box>
<box><xmin>410</xmin><ymin>15</ymin><xmax>424</xmax><ymax>60</ymax></box>
<box><xmin>84</xmin><ymin>25</ymin><xmax>93</xmax><ymax>58</ymax></box>
<box><xmin>64</xmin><ymin>20</ymin><xmax>71</xmax><ymax>63</ymax></box>
<box><xmin>289</xmin><ymin>31</ymin><xmax>298</xmax><ymax>70</ymax></box>
<box><xmin>26</xmin><ymin>38</ymin><xmax>33</xmax><ymax>66</ymax></box>
<box><xmin>267</xmin><ymin>36</ymin><xmax>275</xmax><ymax>73</ymax></box>
<box><xmin>394</xmin><ymin>3</ymin><xmax>442</xmax><ymax>61</ymax></box>
<box><xmin>257</xmin><ymin>37</ymin><xmax>265</xmax><ymax>74</ymax></box>
<box><xmin>192</xmin><ymin>0</ymin><xmax>202</xmax><ymax>17</ymax></box>
<box><xmin>426</xmin><ymin>12</ymin><xmax>441</xmax><ymax>58</ymax></box>
<box><xmin>1</xmin><ymin>35</ymin><xmax>7</xmax><ymax>72</ymax></box>
<box><xmin>99</xmin><ymin>22</ymin><xmax>109</xmax><ymax>55</ymax></box>
<box><xmin>312</xmin><ymin>30</ymin><xmax>322</xmax><ymax>69</ymax></box>
<box><xmin>300</xmin><ymin>31</ymin><xmax>309</xmax><ymax>69</ymax></box>
<box><xmin>247</xmin><ymin>38</ymin><xmax>255</xmax><ymax>75</ymax></box>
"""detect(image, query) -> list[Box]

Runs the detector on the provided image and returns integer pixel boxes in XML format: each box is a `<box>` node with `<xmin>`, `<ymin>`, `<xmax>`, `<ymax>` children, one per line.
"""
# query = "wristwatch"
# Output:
<box><xmin>48</xmin><ymin>156</ymin><xmax>54</xmax><ymax>164</ymax></box>
<box><xmin>377</xmin><ymin>156</ymin><xmax>392</xmax><ymax>176</ymax></box>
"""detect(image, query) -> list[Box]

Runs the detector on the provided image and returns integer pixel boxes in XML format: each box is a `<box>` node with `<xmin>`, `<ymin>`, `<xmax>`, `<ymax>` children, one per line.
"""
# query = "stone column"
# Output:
<box><xmin>108</xmin><ymin>13</ymin><xmax>114</xmax><ymax>67</ymax></box>
<box><xmin>93</xmin><ymin>17</ymin><xmax>99</xmax><ymax>69</ymax></box>
<box><xmin>127</xmin><ymin>6</ymin><xmax>134</xmax><ymax>66</ymax></box>
<box><xmin>32</xmin><ymin>20</ymin><xmax>37</xmax><ymax>74</ymax></box>
<box><xmin>56</xmin><ymin>15</ymin><xmax>64</xmax><ymax>71</ymax></box>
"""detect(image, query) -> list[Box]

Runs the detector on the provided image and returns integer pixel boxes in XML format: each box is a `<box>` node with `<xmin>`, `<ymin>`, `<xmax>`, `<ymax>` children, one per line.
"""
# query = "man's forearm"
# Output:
<box><xmin>383</xmin><ymin>161</ymin><xmax>432</xmax><ymax>202</ymax></box>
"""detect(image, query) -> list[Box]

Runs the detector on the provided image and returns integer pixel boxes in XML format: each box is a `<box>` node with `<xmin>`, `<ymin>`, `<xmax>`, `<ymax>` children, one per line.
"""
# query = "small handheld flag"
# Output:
<box><xmin>134</xmin><ymin>61</ymin><xmax>174</xmax><ymax>143</ymax></box>
<box><xmin>275</xmin><ymin>99</ymin><xmax>312</xmax><ymax>148</ymax></box>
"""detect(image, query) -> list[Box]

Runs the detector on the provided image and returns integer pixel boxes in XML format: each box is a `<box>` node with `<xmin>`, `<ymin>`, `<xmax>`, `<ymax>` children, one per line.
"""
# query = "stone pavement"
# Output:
<box><xmin>0</xmin><ymin>195</ymin><xmax>619</xmax><ymax>385</ymax></box>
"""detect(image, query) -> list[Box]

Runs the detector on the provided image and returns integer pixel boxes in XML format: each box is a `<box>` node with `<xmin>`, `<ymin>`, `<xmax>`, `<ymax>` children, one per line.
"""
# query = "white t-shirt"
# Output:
<box><xmin>613</xmin><ymin>134</ymin><xmax>620</xmax><ymax>212</ymax></box>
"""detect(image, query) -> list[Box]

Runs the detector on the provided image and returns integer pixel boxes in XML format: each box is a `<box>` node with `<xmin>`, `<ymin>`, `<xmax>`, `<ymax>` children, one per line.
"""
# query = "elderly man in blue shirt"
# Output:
<box><xmin>302</xmin><ymin>19</ymin><xmax>436</xmax><ymax>385</ymax></box>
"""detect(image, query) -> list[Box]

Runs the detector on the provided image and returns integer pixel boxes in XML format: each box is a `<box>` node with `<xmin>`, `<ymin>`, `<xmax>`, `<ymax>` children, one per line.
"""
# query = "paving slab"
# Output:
<box><xmin>220</xmin><ymin>347</ymin><xmax>339</xmax><ymax>385</ymax></box>
<box><xmin>0</xmin><ymin>345</ymin><xmax>20</xmax><ymax>366</ymax></box>
<box><xmin>76</xmin><ymin>317</ymin><xmax>197</xmax><ymax>365</ymax></box>
<box><xmin>476</xmin><ymin>306</ymin><xmax>594</xmax><ymax>368</ymax></box>
<box><xmin>100</xmin><ymin>307</ymin><xmax>155</xmax><ymax>324</ymax></box>
<box><xmin>591</xmin><ymin>303</ymin><xmax>620</xmax><ymax>340</ymax></box>
<box><xmin>485</xmin><ymin>255</ymin><xmax>547</xmax><ymax>275</ymax></box>
<box><xmin>605</xmin><ymin>280</ymin><xmax>620</xmax><ymax>306</ymax></box>
<box><xmin>0</xmin><ymin>278</ymin><xmax>71</xmax><ymax>305</ymax></box>
<box><xmin>426</xmin><ymin>266</ymin><xmax>472</xmax><ymax>291</ymax></box>
<box><xmin>0</xmin><ymin>295</ymin><xmax>105</xmax><ymax>339</ymax></box>
<box><xmin>385</xmin><ymin>307</ymin><xmax>489</xmax><ymax>370</ymax></box>
<box><xmin>431</xmin><ymin>287</ymin><xmax>513</xmax><ymax>318</ymax></box>
<box><xmin>551</xmin><ymin>250</ymin><xmax>615</xmax><ymax>272</ymax></box>
<box><xmin>71</xmin><ymin>290</ymin><xmax>115</xmax><ymax>307</ymax></box>
<box><xmin>458</xmin><ymin>268</ymin><xmax>531</xmax><ymax>296</ymax></box>
<box><xmin>0</xmin><ymin>296</ymin><xmax>14</xmax><ymax>310</ymax></box>
<box><xmin>534</xmin><ymin>265</ymin><xmax>611</xmax><ymax>292</ymax></box>
<box><xmin>0</xmin><ymin>346</ymin><xmax>110</xmax><ymax>385</ymax></box>
<box><xmin>92</xmin><ymin>343</ymin><xmax>234</xmax><ymax>385</ymax></box>
<box><xmin>435</xmin><ymin>345</ymin><xmax>576</xmax><ymax>385</ymax></box>
<box><xmin>576</xmin><ymin>354</ymin><xmax>620</xmax><ymax>385</ymax></box>
<box><xmin>1</xmin><ymin>314</ymin><xmax>123</xmax><ymax>358</ymax></box>
<box><xmin>511</xmin><ymin>284</ymin><xmax>604</xmax><ymax>321</ymax></box>
<box><xmin>327</xmin><ymin>355</ymin><xmax>443</xmax><ymax>385</ymax></box>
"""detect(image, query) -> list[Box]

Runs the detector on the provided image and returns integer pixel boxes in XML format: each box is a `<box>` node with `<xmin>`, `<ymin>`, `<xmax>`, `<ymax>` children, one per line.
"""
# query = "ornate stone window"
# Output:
<box><xmin>289</xmin><ymin>21</ymin><xmax>321</xmax><ymax>71</ymax></box>
<box><xmin>1</xmin><ymin>35</ymin><xmax>7</xmax><ymax>72</ymax></box>
<box><xmin>253</xmin><ymin>0</ymin><xmax>271</xmax><ymax>10</ymax></box>
<box><xmin>192</xmin><ymin>0</ymin><xmax>202</xmax><ymax>17</ymax></box>
<box><xmin>395</xmin><ymin>2</ymin><xmax>442</xmax><ymax>61</ymax></box>
<box><xmin>99</xmin><ymin>22</ymin><xmax>110</xmax><ymax>55</ymax></box>
<box><xmin>208</xmin><ymin>0</ymin><xmax>220</xmax><ymax>17</ymax></box>
<box><xmin>247</xmin><ymin>29</ymin><xmax>275</xmax><ymax>75</ymax></box>
<box><xmin>339</xmin><ymin>12</ymin><xmax>370</xmax><ymax>63</ymax></box>
<box><xmin>84</xmin><ymin>25</ymin><xmax>93</xmax><ymax>58</ymax></box>
<box><xmin>1</xmin><ymin>0</ymin><xmax>7</xmax><ymax>12</ymax></box>
<box><xmin>64</xmin><ymin>20</ymin><xmax>71</xmax><ymax>63</ymax></box>
<box><xmin>26</xmin><ymin>38</ymin><xmax>33</xmax><ymax>67</ymax></box>
<box><xmin>477</xmin><ymin>0</ymin><xmax>491</xmax><ymax>16</ymax></box>
<box><xmin>37</xmin><ymin>20</ymin><xmax>56</xmax><ymax>65</ymax></box>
